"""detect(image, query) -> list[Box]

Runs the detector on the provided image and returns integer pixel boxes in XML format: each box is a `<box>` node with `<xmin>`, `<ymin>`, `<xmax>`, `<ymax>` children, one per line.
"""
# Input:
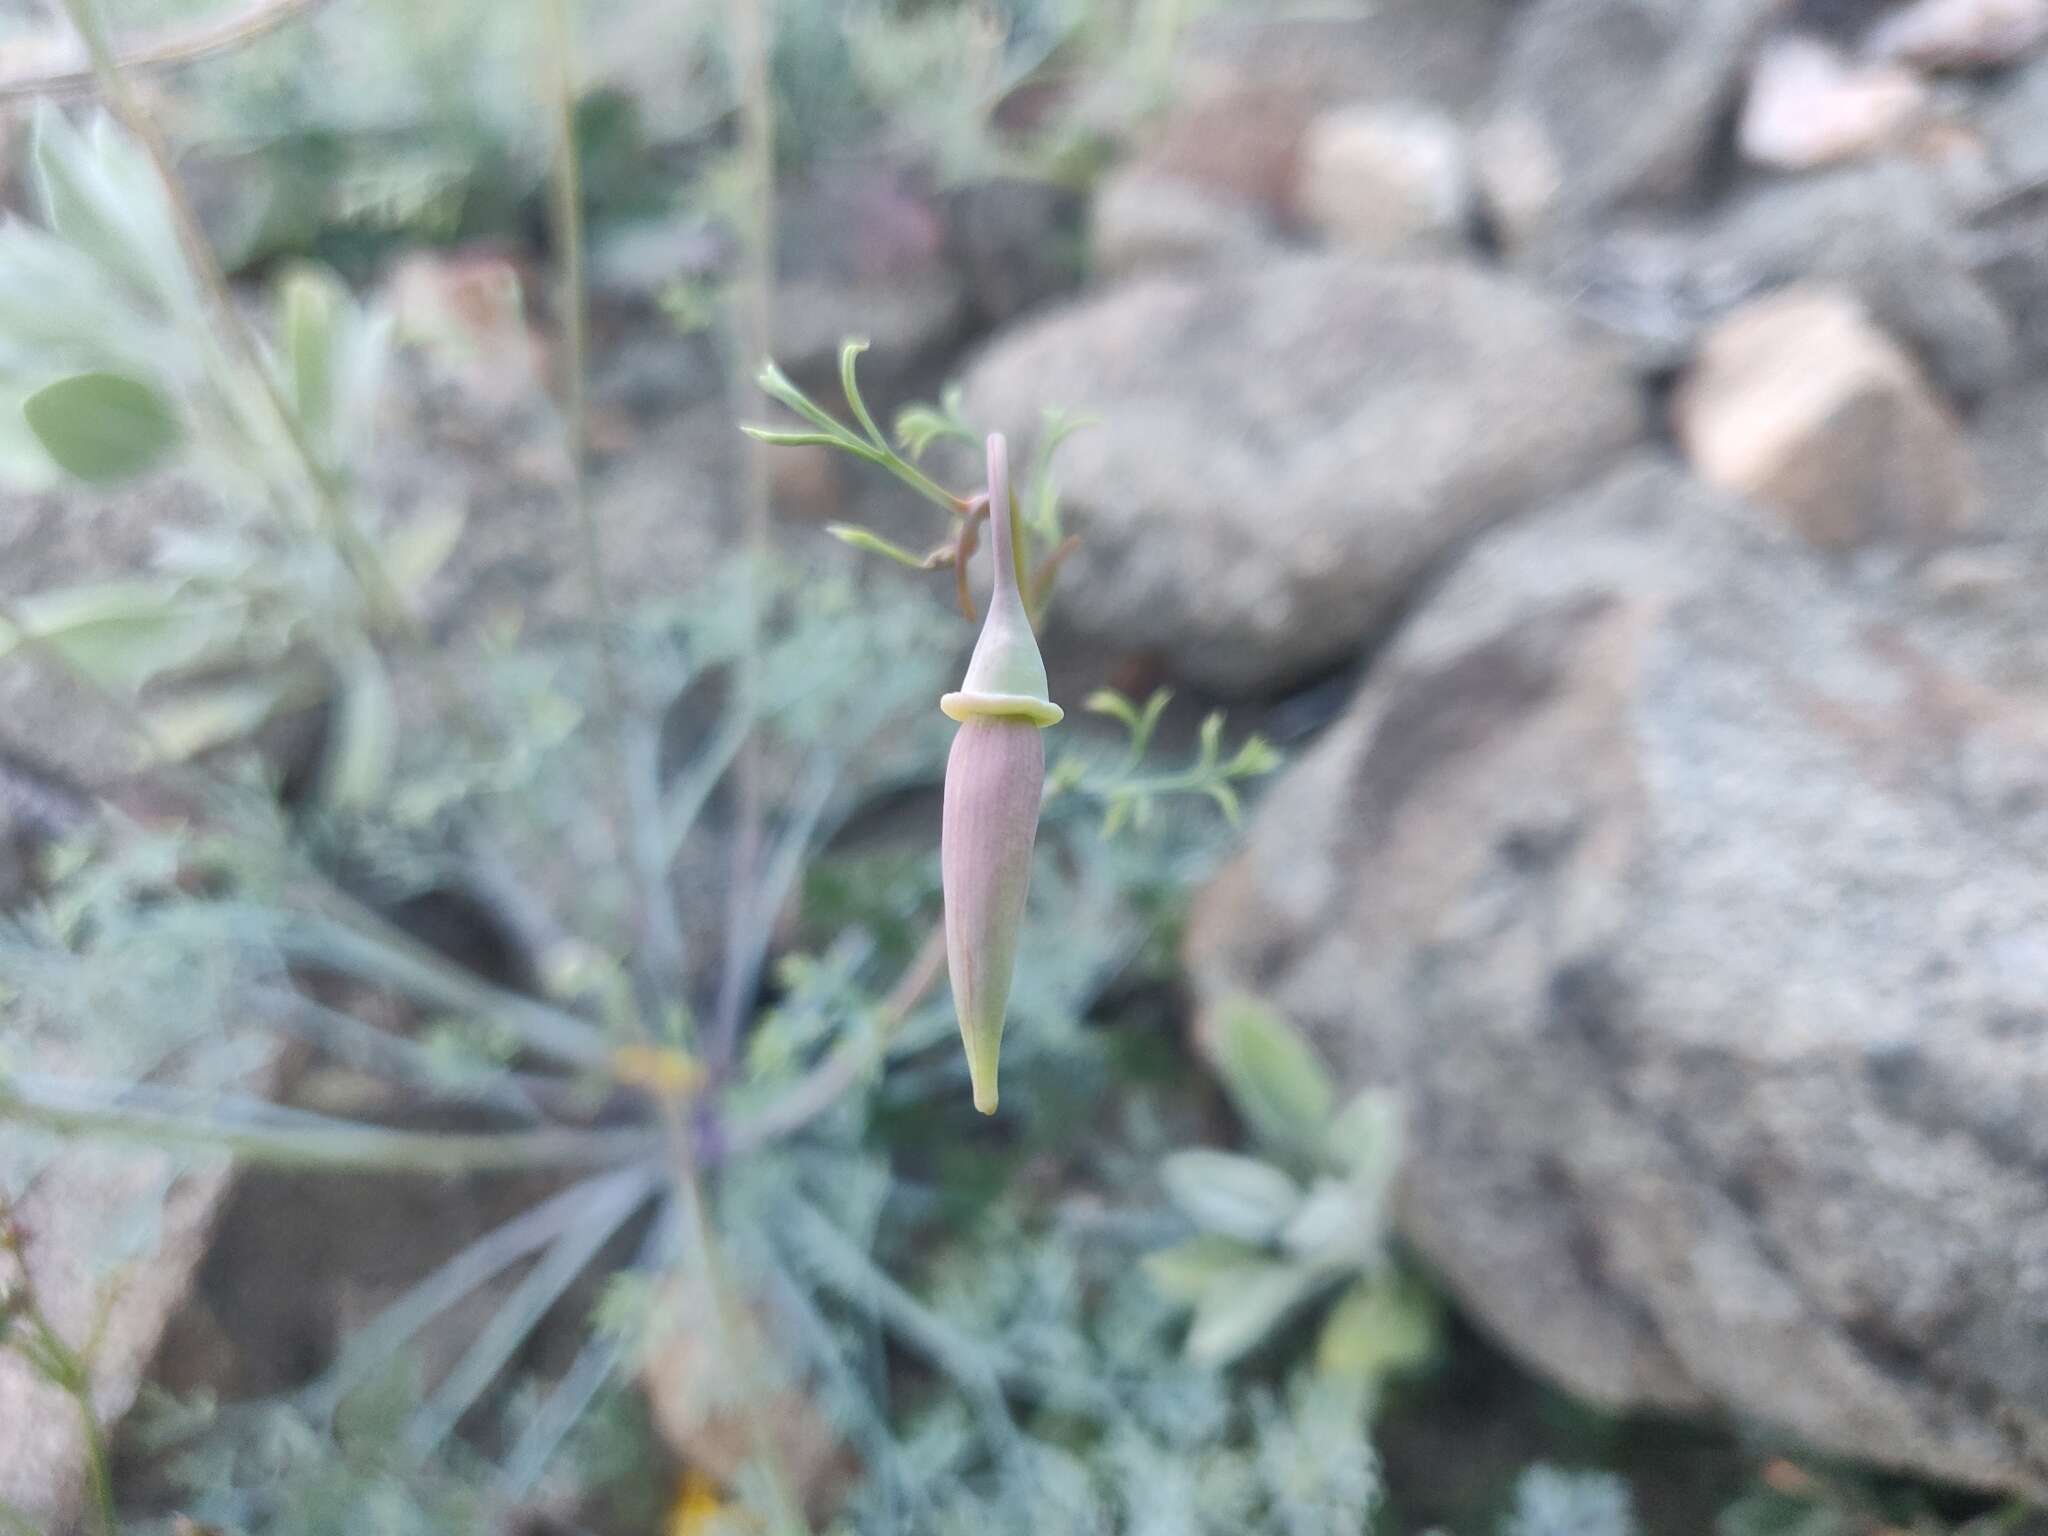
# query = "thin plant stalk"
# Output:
<box><xmin>537</xmin><ymin>0</ymin><xmax>675</xmax><ymax>1027</ymax></box>
<box><xmin>0</xmin><ymin>1080</ymin><xmax>658</xmax><ymax>1174</ymax></box>
<box><xmin>1</xmin><ymin>1213</ymin><xmax>117</xmax><ymax>1536</ymax></box>
<box><xmin>708</xmin><ymin>0</ymin><xmax>779</xmax><ymax>1081</ymax></box>
<box><xmin>670</xmin><ymin>1129</ymin><xmax>815</xmax><ymax>1536</ymax></box>
<box><xmin>0</xmin><ymin>0</ymin><xmax>327</xmax><ymax>101</ymax></box>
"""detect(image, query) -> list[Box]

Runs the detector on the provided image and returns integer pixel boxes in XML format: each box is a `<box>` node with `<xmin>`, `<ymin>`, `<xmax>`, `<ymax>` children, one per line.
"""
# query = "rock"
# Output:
<box><xmin>1090</xmin><ymin>169</ymin><xmax>1277</xmax><ymax>281</ymax></box>
<box><xmin>771</xmin><ymin>168</ymin><xmax>964</xmax><ymax>376</ymax></box>
<box><xmin>1172</xmin><ymin>4</ymin><xmax>1510</xmax><ymax>127</ymax></box>
<box><xmin>1186</xmin><ymin>454</ymin><xmax>2048</xmax><ymax>1496</ymax></box>
<box><xmin>1554</xmin><ymin>161</ymin><xmax>2016</xmax><ymax>402</ymax></box>
<box><xmin>943</xmin><ymin>179</ymin><xmax>1086</xmax><ymax>328</ymax></box>
<box><xmin>1957</xmin><ymin>62</ymin><xmax>2048</xmax><ymax>364</ymax></box>
<box><xmin>1479</xmin><ymin>0</ymin><xmax>1794</xmax><ymax>245</ymax></box>
<box><xmin>1116</xmin><ymin>3</ymin><xmax>1506</xmax><ymax>229</ymax></box>
<box><xmin>1136</xmin><ymin>89</ymin><xmax>1318</xmax><ymax>218</ymax></box>
<box><xmin>1672</xmin><ymin>286</ymin><xmax>1975</xmax><ymax>550</ymax></box>
<box><xmin>1866</xmin><ymin>0</ymin><xmax>2048</xmax><ymax>69</ymax></box>
<box><xmin>1704</xmin><ymin>164</ymin><xmax>2018</xmax><ymax>402</ymax></box>
<box><xmin>0</xmin><ymin>1151</ymin><xmax>244</xmax><ymax>1528</ymax></box>
<box><xmin>961</xmin><ymin>255</ymin><xmax>1645</xmax><ymax>695</ymax></box>
<box><xmin>1294</xmin><ymin>106</ymin><xmax>1472</xmax><ymax>254</ymax></box>
<box><xmin>1739</xmin><ymin>33</ymin><xmax>1931</xmax><ymax>167</ymax></box>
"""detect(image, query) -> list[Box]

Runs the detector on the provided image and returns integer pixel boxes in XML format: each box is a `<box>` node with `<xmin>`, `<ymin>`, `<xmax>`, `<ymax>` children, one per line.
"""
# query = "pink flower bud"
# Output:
<box><xmin>940</xmin><ymin>434</ymin><xmax>1061</xmax><ymax>1114</ymax></box>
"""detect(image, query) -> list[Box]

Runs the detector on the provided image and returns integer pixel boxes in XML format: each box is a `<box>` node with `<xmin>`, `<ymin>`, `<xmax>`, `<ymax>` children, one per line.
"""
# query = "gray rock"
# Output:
<box><xmin>1187</xmin><ymin>454</ymin><xmax>2048</xmax><ymax>1495</ymax></box>
<box><xmin>943</xmin><ymin>179</ymin><xmax>1087</xmax><ymax>328</ymax></box>
<box><xmin>1553</xmin><ymin>161</ymin><xmax>2018</xmax><ymax>402</ymax></box>
<box><xmin>771</xmin><ymin>169</ymin><xmax>965</xmax><ymax>376</ymax></box>
<box><xmin>1090</xmin><ymin>169</ymin><xmax>1279</xmax><ymax>281</ymax></box>
<box><xmin>1479</xmin><ymin>0</ymin><xmax>1793</xmax><ymax>245</ymax></box>
<box><xmin>1704</xmin><ymin>164</ymin><xmax>2019</xmax><ymax>403</ymax></box>
<box><xmin>961</xmin><ymin>255</ymin><xmax>1645</xmax><ymax>695</ymax></box>
<box><xmin>1957</xmin><ymin>60</ymin><xmax>2048</xmax><ymax>365</ymax></box>
<box><xmin>1110</xmin><ymin>2</ymin><xmax>1506</xmax><ymax>236</ymax></box>
<box><xmin>1173</xmin><ymin>3</ymin><xmax>1510</xmax><ymax>126</ymax></box>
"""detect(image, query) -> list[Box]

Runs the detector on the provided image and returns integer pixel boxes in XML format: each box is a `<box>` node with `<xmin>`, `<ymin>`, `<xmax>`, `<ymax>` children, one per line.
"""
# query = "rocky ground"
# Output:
<box><xmin>13</xmin><ymin>0</ymin><xmax>2048</xmax><ymax>1519</ymax></box>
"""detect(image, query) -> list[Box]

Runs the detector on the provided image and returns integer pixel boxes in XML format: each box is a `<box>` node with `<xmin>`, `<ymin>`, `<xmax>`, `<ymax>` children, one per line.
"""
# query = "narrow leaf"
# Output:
<box><xmin>319</xmin><ymin>646</ymin><xmax>397</xmax><ymax>809</ymax></box>
<box><xmin>1205</xmin><ymin>993</ymin><xmax>1335</xmax><ymax>1167</ymax></box>
<box><xmin>280</xmin><ymin>262</ymin><xmax>354</xmax><ymax>447</ymax></box>
<box><xmin>384</xmin><ymin>505</ymin><xmax>468</xmax><ymax>597</ymax></box>
<box><xmin>1143</xmin><ymin>1234</ymin><xmax>1264</xmax><ymax>1306</ymax></box>
<box><xmin>1185</xmin><ymin>1259</ymin><xmax>1331</xmax><ymax>1367</ymax></box>
<box><xmin>827</xmin><ymin>523</ymin><xmax>940</xmax><ymax>569</ymax></box>
<box><xmin>1314</xmin><ymin>1273</ymin><xmax>1438</xmax><ymax>1385</ymax></box>
<box><xmin>145</xmin><ymin>671</ymin><xmax>316</xmax><ymax>759</ymax></box>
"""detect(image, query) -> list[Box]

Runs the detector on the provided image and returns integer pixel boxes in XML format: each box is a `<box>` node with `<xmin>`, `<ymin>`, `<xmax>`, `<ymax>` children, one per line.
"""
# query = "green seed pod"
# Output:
<box><xmin>941</xmin><ymin>434</ymin><xmax>1062</xmax><ymax>1113</ymax></box>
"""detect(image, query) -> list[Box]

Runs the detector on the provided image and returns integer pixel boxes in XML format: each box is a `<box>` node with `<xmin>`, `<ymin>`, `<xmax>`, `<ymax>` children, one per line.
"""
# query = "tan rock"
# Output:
<box><xmin>1673</xmin><ymin>286</ymin><xmax>1975</xmax><ymax>550</ymax></box>
<box><xmin>1739</xmin><ymin>33</ymin><xmax>1930</xmax><ymax>168</ymax></box>
<box><xmin>1295</xmin><ymin>106</ymin><xmax>1470</xmax><ymax>253</ymax></box>
<box><xmin>1866</xmin><ymin>0</ymin><xmax>2048</xmax><ymax>70</ymax></box>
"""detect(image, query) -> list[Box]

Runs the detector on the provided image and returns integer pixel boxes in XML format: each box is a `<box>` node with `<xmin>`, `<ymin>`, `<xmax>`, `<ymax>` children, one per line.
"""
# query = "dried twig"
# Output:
<box><xmin>0</xmin><ymin>0</ymin><xmax>324</xmax><ymax>101</ymax></box>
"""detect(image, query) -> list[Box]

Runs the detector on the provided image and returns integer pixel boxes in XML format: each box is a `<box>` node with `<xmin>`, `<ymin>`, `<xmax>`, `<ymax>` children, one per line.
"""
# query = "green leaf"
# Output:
<box><xmin>1206</xmin><ymin>780</ymin><xmax>1243</xmax><ymax>826</ymax></box>
<box><xmin>1084</xmin><ymin>688</ymin><xmax>1141</xmax><ymax>732</ymax></box>
<box><xmin>1279</xmin><ymin>1177</ymin><xmax>1377</xmax><ymax>1265</ymax></box>
<box><xmin>1185</xmin><ymin>1259</ymin><xmax>1331</xmax><ymax>1367</ymax></box>
<box><xmin>1313</xmin><ymin>1273</ymin><xmax>1438</xmax><ymax>1386</ymax></box>
<box><xmin>320</xmin><ymin>646</ymin><xmax>397</xmax><ymax>809</ymax></box>
<box><xmin>1205</xmin><ymin>993</ymin><xmax>1335</xmax><ymax>1168</ymax></box>
<box><xmin>1159</xmin><ymin>1149</ymin><xmax>1302</xmax><ymax>1244</ymax></box>
<box><xmin>1324</xmin><ymin>1090</ymin><xmax>1403</xmax><ymax>1186</ymax></box>
<box><xmin>384</xmin><ymin>505</ymin><xmax>468</xmax><ymax>598</ymax></box>
<box><xmin>1132</xmin><ymin>688</ymin><xmax>1171</xmax><ymax>755</ymax></box>
<box><xmin>145</xmin><ymin>669</ymin><xmax>320</xmax><ymax>760</ymax></box>
<box><xmin>838</xmin><ymin>337</ymin><xmax>885</xmax><ymax>448</ymax></box>
<box><xmin>32</xmin><ymin>106</ymin><xmax>150</xmax><ymax>298</ymax></box>
<box><xmin>0</xmin><ymin>579</ymin><xmax>233</xmax><ymax>692</ymax></box>
<box><xmin>23</xmin><ymin>371</ymin><xmax>180</xmax><ymax>484</ymax></box>
<box><xmin>894</xmin><ymin>383</ymin><xmax>976</xmax><ymax>462</ymax></box>
<box><xmin>280</xmin><ymin>262</ymin><xmax>351</xmax><ymax>447</ymax></box>
<box><xmin>1143</xmin><ymin>1234</ymin><xmax>1265</xmax><ymax>1306</ymax></box>
<box><xmin>1226</xmin><ymin>733</ymin><xmax>1282</xmax><ymax>779</ymax></box>
<box><xmin>826</xmin><ymin>523</ymin><xmax>941</xmax><ymax>569</ymax></box>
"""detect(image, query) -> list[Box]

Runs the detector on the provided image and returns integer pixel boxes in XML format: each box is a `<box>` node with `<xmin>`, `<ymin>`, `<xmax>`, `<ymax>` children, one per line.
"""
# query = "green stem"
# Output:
<box><xmin>75</xmin><ymin>1385</ymin><xmax>116</xmax><ymax>1536</ymax></box>
<box><xmin>5</xmin><ymin>1306</ymin><xmax>115</xmax><ymax>1536</ymax></box>
<box><xmin>672</xmin><ymin>1150</ymin><xmax>814</xmax><ymax>1536</ymax></box>
<box><xmin>537</xmin><ymin>0</ymin><xmax>667</xmax><ymax>1028</ymax></box>
<box><xmin>711</xmin><ymin>0</ymin><xmax>778</xmax><ymax>1081</ymax></box>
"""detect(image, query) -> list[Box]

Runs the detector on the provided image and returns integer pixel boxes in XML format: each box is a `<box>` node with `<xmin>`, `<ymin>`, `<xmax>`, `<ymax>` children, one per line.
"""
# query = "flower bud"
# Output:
<box><xmin>941</xmin><ymin>434</ymin><xmax>1061</xmax><ymax>1114</ymax></box>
